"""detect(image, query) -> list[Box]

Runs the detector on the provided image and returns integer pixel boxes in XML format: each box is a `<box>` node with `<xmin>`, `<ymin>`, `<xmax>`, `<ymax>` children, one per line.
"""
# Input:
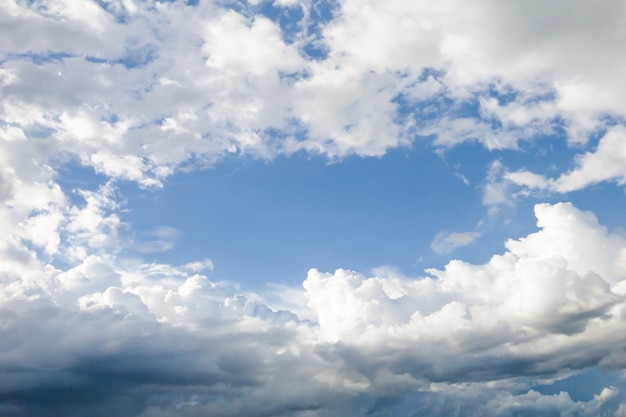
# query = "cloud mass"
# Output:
<box><xmin>1</xmin><ymin>0</ymin><xmax>626</xmax><ymax>415</ymax></box>
<box><xmin>2</xmin><ymin>202</ymin><xmax>626</xmax><ymax>416</ymax></box>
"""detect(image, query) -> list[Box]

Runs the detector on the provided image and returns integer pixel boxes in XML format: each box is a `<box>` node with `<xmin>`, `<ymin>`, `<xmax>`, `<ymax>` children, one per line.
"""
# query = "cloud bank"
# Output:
<box><xmin>2</xmin><ymin>0</ymin><xmax>626</xmax><ymax>415</ymax></box>
<box><xmin>2</xmin><ymin>0</ymin><xmax>626</xmax><ymax>185</ymax></box>
<box><xmin>2</xmin><ymin>201</ymin><xmax>626</xmax><ymax>416</ymax></box>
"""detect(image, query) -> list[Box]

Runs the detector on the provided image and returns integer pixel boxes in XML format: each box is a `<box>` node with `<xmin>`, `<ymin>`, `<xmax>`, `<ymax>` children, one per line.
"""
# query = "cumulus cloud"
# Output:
<box><xmin>508</xmin><ymin>126</ymin><xmax>626</xmax><ymax>193</ymax></box>
<box><xmin>2</xmin><ymin>200</ymin><xmax>626</xmax><ymax>416</ymax></box>
<box><xmin>1</xmin><ymin>0</ymin><xmax>626</xmax><ymax>187</ymax></box>
<box><xmin>3</xmin><ymin>1</ymin><xmax>626</xmax><ymax>415</ymax></box>
<box><xmin>499</xmin><ymin>126</ymin><xmax>626</xmax><ymax>200</ymax></box>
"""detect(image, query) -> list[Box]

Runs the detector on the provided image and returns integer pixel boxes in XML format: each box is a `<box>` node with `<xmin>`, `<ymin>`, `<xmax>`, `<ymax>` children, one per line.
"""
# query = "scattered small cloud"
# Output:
<box><xmin>131</xmin><ymin>226</ymin><xmax>182</xmax><ymax>253</ymax></box>
<box><xmin>431</xmin><ymin>230</ymin><xmax>481</xmax><ymax>254</ymax></box>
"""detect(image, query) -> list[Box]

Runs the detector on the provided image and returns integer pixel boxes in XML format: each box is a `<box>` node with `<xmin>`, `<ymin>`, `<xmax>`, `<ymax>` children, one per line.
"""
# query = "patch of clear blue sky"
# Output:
<box><xmin>533</xmin><ymin>367</ymin><xmax>626</xmax><ymax>402</ymax></box>
<box><xmin>111</xmin><ymin>141</ymin><xmax>484</xmax><ymax>287</ymax></box>
<box><xmin>109</xmin><ymin>142</ymin><xmax>521</xmax><ymax>287</ymax></box>
<box><xmin>85</xmin><ymin>50</ymin><xmax>157</xmax><ymax>69</ymax></box>
<box><xmin>54</xmin><ymin>125</ymin><xmax>626</xmax><ymax>290</ymax></box>
<box><xmin>3</xmin><ymin>44</ymin><xmax>155</xmax><ymax>71</ymax></box>
<box><xmin>1</xmin><ymin>52</ymin><xmax>74</xmax><ymax>66</ymax></box>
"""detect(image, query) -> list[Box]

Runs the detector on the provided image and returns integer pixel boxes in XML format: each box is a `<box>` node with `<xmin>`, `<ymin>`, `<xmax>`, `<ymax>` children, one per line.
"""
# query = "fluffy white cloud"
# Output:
<box><xmin>2</xmin><ymin>0</ymin><xmax>626</xmax><ymax>187</ymax></box>
<box><xmin>504</xmin><ymin>126</ymin><xmax>626</xmax><ymax>194</ymax></box>
<box><xmin>2</xmin><ymin>199</ymin><xmax>626</xmax><ymax>415</ymax></box>
<box><xmin>552</xmin><ymin>126</ymin><xmax>626</xmax><ymax>192</ymax></box>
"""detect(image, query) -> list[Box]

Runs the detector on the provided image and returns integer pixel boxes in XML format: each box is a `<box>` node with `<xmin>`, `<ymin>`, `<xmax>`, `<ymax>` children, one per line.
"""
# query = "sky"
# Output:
<box><xmin>1</xmin><ymin>0</ymin><xmax>626</xmax><ymax>416</ymax></box>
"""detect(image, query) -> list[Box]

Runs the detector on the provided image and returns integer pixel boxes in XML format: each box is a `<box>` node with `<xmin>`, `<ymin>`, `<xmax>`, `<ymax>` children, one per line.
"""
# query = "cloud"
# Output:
<box><xmin>503</xmin><ymin>125</ymin><xmax>626</xmax><ymax>194</ymax></box>
<box><xmin>2</xmin><ymin>0</ymin><xmax>626</xmax><ymax>188</ymax></box>
<box><xmin>431</xmin><ymin>231</ymin><xmax>481</xmax><ymax>254</ymax></box>
<box><xmin>553</xmin><ymin>126</ymin><xmax>626</xmax><ymax>192</ymax></box>
<box><xmin>2</xmin><ymin>200</ymin><xmax>626</xmax><ymax>415</ymax></box>
<box><xmin>504</xmin><ymin>170</ymin><xmax>551</xmax><ymax>190</ymax></box>
<box><xmin>384</xmin><ymin>385</ymin><xmax>620</xmax><ymax>417</ymax></box>
<box><xmin>130</xmin><ymin>226</ymin><xmax>182</xmax><ymax>253</ymax></box>
<box><xmin>3</xmin><ymin>1</ymin><xmax>626</xmax><ymax>415</ymax></box>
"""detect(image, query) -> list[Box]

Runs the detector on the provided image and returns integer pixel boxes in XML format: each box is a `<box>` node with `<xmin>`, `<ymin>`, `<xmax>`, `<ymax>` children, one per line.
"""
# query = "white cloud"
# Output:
<box><xmin>554</xmin><ymin>126</ymin><xmax>626</xmax><ymax>192</ymax></box>
<box><xmin>481</xmin><ymin>160</ymin><xmax>514</xmax><ymax>216</ymax></box>
<box><xmin>89</xmin><ymin>151</ymin><xmax>161</xmax><ymax>188</ymax></box>
<box><xmin>2</xmin><ymin>0</ymin><xmax>625</xmax><ymax>187</ymax></box>
<box><xmin>431</xmin><ymin>230</ymin><xmax>480</xmax><ymax>254</ymax></box>
<box><xmin>504</xmin><ymin>170</ymin><xmax>551</xmax><ymax>190</ymax></box>
<box><xmin>504</xmin><ymin>126</ymin><xmax>626</xmax><ymax>194</ymax></box>
<box><xmin>202</xmin><ymin>11</ymin><xmax>304</xmax><ymax>76</ymax></box>
<box><xmin>304</xmin><ymin>203</ymin><xmax>626</xmax><ymax>369</ymax></box>
<box><xmin>1</xmin><ymin>154</ymin><xmax>626</xmax><ymax>417</ymax></box>
<box><xmin>2</xmin><ymin>1</ymin><xmax>626</xmax><ymax>415</ymax></box>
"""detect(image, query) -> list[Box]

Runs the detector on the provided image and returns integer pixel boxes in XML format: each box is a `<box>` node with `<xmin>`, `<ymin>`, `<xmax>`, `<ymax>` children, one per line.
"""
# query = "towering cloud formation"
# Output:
<box><xmin>1</xmin><ymin>202</ymin><xmax>625</xmax><ymax>416</ymax></box>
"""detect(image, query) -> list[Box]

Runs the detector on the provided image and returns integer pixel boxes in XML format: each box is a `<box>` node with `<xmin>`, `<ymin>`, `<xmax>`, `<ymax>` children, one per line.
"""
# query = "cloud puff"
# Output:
<box><xmin>2</xmin><ymin>201</ymin><xmax>626</xmax><ymax>416</ymax></box>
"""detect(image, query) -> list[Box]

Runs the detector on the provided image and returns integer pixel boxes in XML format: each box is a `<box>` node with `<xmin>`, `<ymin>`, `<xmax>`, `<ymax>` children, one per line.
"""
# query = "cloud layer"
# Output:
<box><xmin>2</xmin><ymin>0</ymin><xmax>626</xmax><ymax>186</ymax></box>
<box><xmin>2</xmin><ymin>201</ymin><xmax>626</xmax><ymax>415</ymax></box>
<box><xmin>2</xmin><ymin>0</ymin><xmax>626</xmax><ymax>415</ymax></box>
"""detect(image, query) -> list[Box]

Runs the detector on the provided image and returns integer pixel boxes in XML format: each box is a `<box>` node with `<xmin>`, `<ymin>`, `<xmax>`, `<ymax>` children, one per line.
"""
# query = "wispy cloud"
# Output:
<box><xmin>131</xmin><ymin>226</ymin><xmax>182</xmax><ymax>253</ymax></box>
<box><xmin>431</xmin><ymin>231</ymin><xmax>481</xmax><ymax>254</ymax></box>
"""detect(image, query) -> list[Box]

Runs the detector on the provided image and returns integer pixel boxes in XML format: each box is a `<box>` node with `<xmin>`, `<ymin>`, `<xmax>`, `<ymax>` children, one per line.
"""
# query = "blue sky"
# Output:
<box><xmin>2</xmin><ymin>0</ymin><xmax>626</xmax><ymax>416</ymax></box>
<box><xmin>118</xmin><ymin>144</ymin><xmax>485</xmax><ymax>285</ymax></box>
<box><xmin>67</xmin><ymin>131</ymin><xmax>624</xmax><ymax>289</ymax></box>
